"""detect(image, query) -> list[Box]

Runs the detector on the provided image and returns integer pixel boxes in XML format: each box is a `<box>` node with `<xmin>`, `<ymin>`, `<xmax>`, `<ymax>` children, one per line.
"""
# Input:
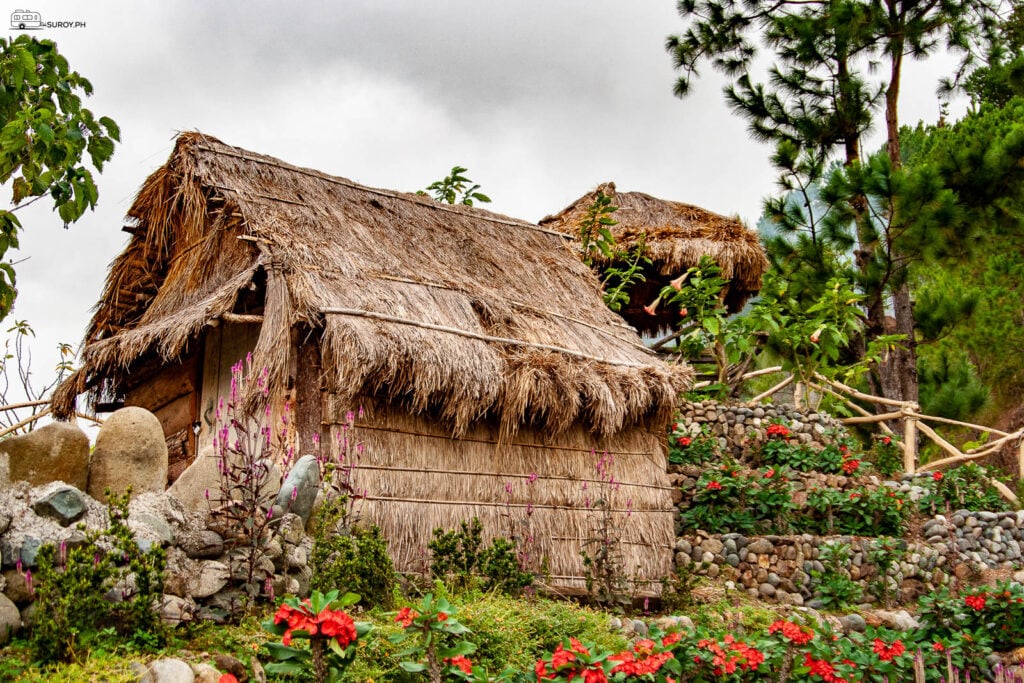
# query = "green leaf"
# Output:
<box><xmin>399</xmin><ymin>662</ymin><xmax>427</xmax><ymax>673</ymax></box>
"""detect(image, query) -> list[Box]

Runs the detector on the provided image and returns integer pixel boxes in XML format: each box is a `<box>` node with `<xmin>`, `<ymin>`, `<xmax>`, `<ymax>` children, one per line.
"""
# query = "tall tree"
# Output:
<box><xmin>667</xmin><ymin>0</ymin><xmax>1002</xmax><ymax>406</ymax></box>
<box><xmin>0</xmin><ymin>35</ymin><xmax>119</xmax><ymax>318</ymax></box>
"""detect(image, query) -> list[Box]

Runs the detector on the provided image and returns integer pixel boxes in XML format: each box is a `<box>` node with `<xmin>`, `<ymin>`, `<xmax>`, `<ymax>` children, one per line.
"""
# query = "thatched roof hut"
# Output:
<box><xmin>53</xmin><ymin>133</ymin><xmax>691</xmax><ymax>591</ymax></box>
<box><xmin>540</xmin><ymin>182</ymin><xmax>769</xmax><ymax>336</ymax></box>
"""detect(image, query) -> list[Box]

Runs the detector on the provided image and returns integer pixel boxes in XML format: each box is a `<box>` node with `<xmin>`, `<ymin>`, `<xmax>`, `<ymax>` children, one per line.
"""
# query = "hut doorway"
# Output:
<box><xmin>197</xmin><ymin>321</ymin><xmax>261</xmax><ymax>447</ymax></box>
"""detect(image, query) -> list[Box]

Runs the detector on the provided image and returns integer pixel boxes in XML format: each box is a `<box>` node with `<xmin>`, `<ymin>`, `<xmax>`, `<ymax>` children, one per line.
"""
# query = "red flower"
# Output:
<box><xmin>446</xmin><ymin>655</ymin><xmax>473</xmax><ymax>674</ymax></box>
<box><xmin>933</xmin><ymin>471</ymin><xmax>943</xmax><ymax>481</ymax></box>
<box><xmin>437</xmin><ymin>612</ymin><xmax>449</xmax><ymax>622</ymax></box>
<box><xmin>849</xmin><ymin>492</ymin><xmax>861</xmax><ymax>500</ymax></box>
<box><xmin>803</xmin><ymin>654</ymin><xmax>846</xmax><ymax>683</ymax></box>
<box><xmin>662</xmin><ymin>631</ymin><xmax>682</xmax><ymax>647</ymax></box>
<box><xmin>841</xmin><ymin>459</ymin><xmax>861</xmax><ymax>475</ymax></box>
<box><xmin>550</xmin><ymin>644</ymin><xmax>577</xmax><ymax>669</ymax></box>
<box><xmin>679</xmin><ymin>307</ymin><xmax>688</xmax><ymax>318</ymax></box>
<box><xmin>706</xmin><ymin>481</ymin><xmax>723</xmax><ymax>491</ymax></box>
<box><xmin>273</xmin><ymin>602</ymin><xmax>319</xmax><ymax>646</ymax></box>
<box><xmin>317</xmin><ymin>609</ymin><xmax>357</xmax><ymax>648</ymax></box>
<box><xmin>766</xmin><ymin>424</ymin><xmax>791</xmax><ymax>439</ymax></box>
<box><xmin>764</xmin><ymin>468</ymin><xmax>775</xmax><ymax>478</ymax></box>
<box><xmin>679</xmin><ymin>436</ymin><xmax>692</xmax><ymax>447</ymax></box>
<box><xmin>395</xmin><ymin>606</ymin><xmax>419</xmax><ymax>628</ymax></box>
<box><xmin>882</xmin><ymin>436</ymin><xmax>892</xmax><ymax>445</ymax></box>
<box><xmin>933</xmin><ymin>641</ymin><xmax>945</xmax><ymax>652</ymax></box>
<box><xmin>535</xmin><ymin>660</ymin><xmax>553</xmax><ymax>680</ymax></box>
<box><xmin>965</xmin><ymin>594</ymin><xmax>988</xmax><ymax>611</ymax></box>
<box><xmin>769</xmin><ymin>620</ymin><xmax>814</xmax><ymax>645</ymax></box>
<box><xmin>218</xmin><ymin>676</ymin><xmax>239</xmax><ymax>683</ymax></box>
<box><xmin>872</xmin><ymin>638</ymin><xmax>906</xmax><ymax>661</ymax></box>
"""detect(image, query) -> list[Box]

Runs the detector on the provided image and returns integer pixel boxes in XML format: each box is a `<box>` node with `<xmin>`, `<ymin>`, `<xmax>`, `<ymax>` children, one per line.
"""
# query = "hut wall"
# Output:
<box><xmin>323</xmin><ymin>395</ymin><xmax>675</xmax><ymax>593</ymax></box>
<box><xmin>123</xmin><ymin>355</ymin><xmax>199</xmax><ymax>483</ymax></box>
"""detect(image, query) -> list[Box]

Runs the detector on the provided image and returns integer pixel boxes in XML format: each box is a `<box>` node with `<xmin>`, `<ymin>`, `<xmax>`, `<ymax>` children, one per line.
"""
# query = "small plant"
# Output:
<box><xmin>310</xmin><ymin>524</ymin><xmax>395</xmax><ymax>610</ymax></box>
<box><xmin>579</xmin><ymin>451</ymin><xmax>633</xmax><ymax>608</ymax></box>
<box><xmin>30</xmin><ymin>489</ymin><xmax>166</xmax><ymax>663</ymax></box>
<box><xmin>868</xmin><ymin>433</ymin><xmax>903</xmax><ymax>477</ymax></box>
<box><xmin>679</xmin><ymin>462</ymin><xmax>794</xmax><ymax>534</ymax></box>
<box><xmin>390</xmin><ymin>594</ymin><xmax>478</xmax><ymax>683</ymax></box>
<box><xmin>577</xmin><ymin>190</ymin><xmax>618</xmax><ymax>267</ymax></box>
<box><xmin>800</xmin><ymin>485</ymin><xmax>908</xmax><ymax>536</ymax></box>
<box><xmin>866</xmin><ymin>537</ymin><xmax>905</xmax><ymax>608</ymax></box>
<box><xmin>667</xmin><ymin>421</ymin><xmax>719</xmax><ymax>465</ymax></box>
<box><xmin>428</xmin><ymin>518</ymin><xmax>533</xmax><ymax>595</ymax></box>
<box><xmin>418</xmin><ymin>166</ymin><xmax>491</xmax><ymax>206</ymax></box>
<box><xmin>810</xmin><ymin>541</ymin><xmax>862</xmax><ymax>610</ymax></box>
<box><xmin>918</xmin><ymin>581</ymin><xmax>1024</xmax><ymax>652</ymax></box>
<box><xmin>262</xmin><ymin>589</ymin><xmax>371</xmax><ymax>682</ymax></box>
<box><xmin>917</xmin><ymin>463</ymin><xmax>1011</xmax><ymax>514</ymax></box>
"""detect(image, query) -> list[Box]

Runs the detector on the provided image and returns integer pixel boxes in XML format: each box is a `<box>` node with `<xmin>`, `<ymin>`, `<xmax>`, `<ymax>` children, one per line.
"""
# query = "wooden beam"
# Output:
<box><xmin>840</xmin><ymin>410</ymin><xmax>904</xmax><ymax>425</ymax></box>
<box><xmin>813</xmin><ymin>373</ymin><xmax>915</xmax><ymax>409</ymax></box>
<box><xmin>221</xmin><ymin>313</ymin><xmax>264</xmax><ymax>324</ymax></box>
<box><xmin>916</xmin><ymin>413</ymin><xmax>1009</xmax><ymax>438</ymax></box>
<box><xmin>746</xmin><ymin>374</ymin><xmax>793</xmax><ymax>405</ymax></box>
<box><xmin>916</xmin><ymin>420</ymin><xmax>963</xmax><ymax>462</ymax></box>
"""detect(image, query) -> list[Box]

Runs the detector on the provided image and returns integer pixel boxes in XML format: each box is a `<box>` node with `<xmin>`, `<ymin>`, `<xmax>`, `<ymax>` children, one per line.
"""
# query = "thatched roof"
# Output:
<box><xmin>540</xmin><ymin>182</ymin><xmax>769</xmax><ymax>335</ymax></box>
<box><xmin>53</xmin><ymin>134</ymin><xmax>691</xmax><ymax>435</ymax></box>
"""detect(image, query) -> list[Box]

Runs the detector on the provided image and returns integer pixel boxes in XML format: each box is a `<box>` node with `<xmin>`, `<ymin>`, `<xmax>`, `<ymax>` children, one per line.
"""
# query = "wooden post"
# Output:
<box><xmin>794</xmin><ymin>381</ymin><xmax>804</xmax><ymax>410</ymax></box>
<box><xmin>903</xmin><ymin>411</ymin><xmax>918</xmax><ymax>475</ymax></box>
<box><xmin>1018</xmin><ymin>437</ymin><xmax>1024</xmax><ymax>483</ymax></box>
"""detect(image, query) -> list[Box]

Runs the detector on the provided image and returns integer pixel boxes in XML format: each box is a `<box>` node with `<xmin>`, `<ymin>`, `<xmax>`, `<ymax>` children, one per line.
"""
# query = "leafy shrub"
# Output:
<box><xmin>868</xmin><ymin>433</ymin><xmax>904</xmax><ymax>477</ymax></box>
<box><xmin>30</xmin><ymin>490</ymin><xmax>166</xmax><ymax>663</ymax></box>
<box><xmin>429</xmin><ymin>517</ymin><xmax>533</xmax><ymax>595</ymax></box>
<box><xmin>918</xmin><ymin>581</ymin><xmax>1024</xmax><ymax>652</ymax></box>
<box><xmin>679</xmin><ymin>462</ymin><xmax>794</xmax><ymax>534</ymax></box>
<box><xmin>667</xmin><ymin>422</ymin><xmax>719</xmax><ymax>465</ymax></box>
<box><xmin>310</xmin><ymin>523</ymin><xmax>395</xmax><ymax>610</ymax></box>
<box><xmin>799</xmin><ymin>485</ymin><xmax>908</xmax><ymax>536</ymax></box>
<box><xmin>917</xmin><ymin>463</ymin><xmax>1011</xmax><ymax>514</ymax></box>
<box><xmin>810</xmin><ymin>541</ymin><xmax>862</xmax><ymax>610</ymax></box>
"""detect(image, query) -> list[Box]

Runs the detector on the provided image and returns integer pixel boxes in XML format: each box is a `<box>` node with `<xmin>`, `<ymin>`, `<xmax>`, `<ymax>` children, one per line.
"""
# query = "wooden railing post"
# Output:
<box><xmin>903</xmin><ymin>409</ymin><xmax>918</xmax><ymax>475</ymax></box>
<box><xmin>1019</xmin><ymin>437</ymin><xmax>1024</xmax><ymax>482</ymax></box>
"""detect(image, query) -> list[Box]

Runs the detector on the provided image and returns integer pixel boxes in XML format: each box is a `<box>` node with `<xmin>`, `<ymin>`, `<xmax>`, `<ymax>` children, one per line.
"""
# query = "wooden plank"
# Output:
<box><xmin>295</xmin><ymin>337</ymin><xmax>324</xmax><ymax>456</ymax></box>
<box><xmin>155</xmin><ymin>393</ymin><xmax>193</xmax><ymax>437</ymax></box>
<box><xmin>123</xmin><ymin>355</ymin><xmax>197</xmax><ymax>412</ymax></box>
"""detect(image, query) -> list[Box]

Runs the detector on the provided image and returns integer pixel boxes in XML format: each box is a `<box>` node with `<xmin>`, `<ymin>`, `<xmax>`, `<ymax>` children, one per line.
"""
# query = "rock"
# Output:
<box><xmin>178</xmin><ymin>528</ymin><xmax>225</xmax><ymax>560</ymax></box>
<box><xmin>191</xmin><ymin>561</ymin><xmax>231</xmax><ymax>599</ymax></box>
<box><xmin>148</xmin><ymin>658</ymin><xmax>196</xmax><ymax>683</ymax></box>
<box><xmin>0</xmin><ymin>510</ymin><xmax>10</xmax><ymax>536</ymax></box>
<box><xmin>89</xmin><ymin>407</ymin><xmax>168</xmax><ymax>501</ymax></box>
<box><xmin>190</xmin><ymin>663</ymin><xmax>222</xmax><ymax>683</ymax></box>
<box><xmin>700</xmin><ymin>538</ymin><xmax>724</xmax><ymax>555</ymax></box>
<box><xmin>31</xmin><ymin>485</ymin><xmax>88</xmax><ymax>526</ymax></box>
<box><xmin>214</xmin><ymin>655</ymin><xmax>247</xmax><ymax>681</ymax></box>
<box><xmin>158</xmin><ymin>594</ymin><xmax>195</xmax><ymax>626</ymax></box>
<box><xmin>839</xmin><ymin>614</ymin><xmax>866</xmax><ymax>633</ymax></box>
<box><xmin>0</xmin><ymin>422</ymin><xmax>90</xmax><ymax>489</ymax></box>
<box><xmin>130</xmin><ymin>661</ymin><xmax>155</xmax><ymax>683</ymax></box>
<box><xmin>759</xmin><ymin>583</ymin><xmax>776</xmax><ymax>598</ymax></box>
<box><xmin>872</xmin><ymin>609</ymin><xmax>919</xmax><ymax>631</ymax></box>
<box><xmin>132</xmin><ymin>511</ymin><xmax>174</xmax><ymax>546</ymax></box>
<box><xmin>273</xmin><ymin>455</ymin><xmax>320</xmax><ymax>524</ymax></box>
<box><xmin>747</xmin><ymin>538</ymin><xmax>774</xmax><ymax>554</ymax></box>
<box><xmin>19</xmin><ymin>537</ymin><xmax>41</xmax><ymax>567</ymax></box>
<box><xmin>0</xmin><ymin>592</ymin><xmax>21</xmax><ymax>645</ymax></box>
<box><xmin>632</xmin><ymin>620</ymin><xmax>648</xmax><ymax>637</ymax></box>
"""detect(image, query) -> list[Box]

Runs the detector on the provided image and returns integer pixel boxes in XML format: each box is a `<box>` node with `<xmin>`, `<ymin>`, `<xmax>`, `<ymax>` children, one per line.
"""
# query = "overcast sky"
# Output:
<box><xmin>7</xmin><ymin>0</ymin><xmax>963</xmax><ymax>394</ymax></box>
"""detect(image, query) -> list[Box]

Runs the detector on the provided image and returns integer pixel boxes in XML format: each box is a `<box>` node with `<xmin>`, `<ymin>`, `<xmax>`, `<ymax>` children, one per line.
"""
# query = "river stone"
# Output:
<box><xmin>0</xmin><ymin>592</ymin><xmax>20</xmax><ymax>645</ymax></box>
<box><xmin>839</xmin><ymin>613</ymin><xmax>866</xmax><ymax>633</ymax></box>
<box><xmin>0</xmin><ymin>422</ymin><xmax>90</xmax><ymax>489</ymax></box>
<box><xmin>273</xmin><ymin>455</ymin><xmax>320</xmax><ymax>523</ymax></box>
<box><xmin>31</xmin><ymin>485</ymin><xmax>87</xmax><ymax>526</ymax></box>
<box><xmin>747</xmin><ymin>538</ymin><xmax>774</xmax><ymax>554</ymax></box>
<box><xmin>88</xmin><ymin>407</ymin><xmax>167</xmax><ymax>501</ymax></box>
<box><xmin>190</xmin><ymin>561</ymin><xmax>231</xmax><ymax>599</ymax></box>
<box><xmin>148</xmin><ymin>658</ymin><xmax>195</xmax><ymax>683</ymax></box>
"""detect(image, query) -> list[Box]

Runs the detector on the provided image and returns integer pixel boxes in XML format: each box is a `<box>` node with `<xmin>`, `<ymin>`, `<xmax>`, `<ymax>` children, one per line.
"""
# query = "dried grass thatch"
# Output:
<box><xmin>540</xmin><ymin>182</ymin><xmax>769</xmax><ymax>335</ymax></box>
<box><xmin>53</xmin><ymin>134</ymin><xmax>691</xmax><ymax>436</ymax></box>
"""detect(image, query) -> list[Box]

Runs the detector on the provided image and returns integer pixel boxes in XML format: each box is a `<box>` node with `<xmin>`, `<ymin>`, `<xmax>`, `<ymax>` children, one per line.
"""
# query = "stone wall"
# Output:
<box><xmin>676</xmin><ymin>400</ymin><xmax>845</xmax><ymax>455</ymax></box>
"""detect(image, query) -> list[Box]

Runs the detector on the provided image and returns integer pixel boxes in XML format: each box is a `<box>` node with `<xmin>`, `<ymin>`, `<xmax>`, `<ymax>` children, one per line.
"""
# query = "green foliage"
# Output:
<box><xmin>428</xmin><ymin>518</ymin><xmax>533</xmax><ymax>596</ymax></box>
<box><xmin>0</xmin><ymin>36</ymin><xmax>119</xmax><ymax>318</ymax></box>
<box><xmin>917</xmin><ymin>346</ymin><xmax>989</xmax><ymax>420</ymax></box>
<box><xmin>810</xmin><ymin>541</ymin><xmax>863</xmax><ymax>611</ymax></box>
<box><xmin>867</xmin><ymin>433</ymin><xmax>903</xmax><ymax>478</ymax></box>
<box><xmin>577</xmin><ymin>190</ymin><xmax>618</xmax><ymax>266</ymax></box>
<box><xmin>800</xmin><ymin>485</ymin><xmax>908</xmax><ymax>536</ymax></box>
<box><xmin>917</xmin><ymin>463</ymin><xmax>1011</xmax><ymax>514</ymax></box>
<box><xmin>389</xmin><ymin>594</ymin><xmax>478</xmax><ymax>682</ymax></box>
<box><xmin>867</xmin><ymin>538</ymin><xmax>905</xmax><ymax>608</ymax></box>
<box><xmin>601</xmin><ymin>237</ymin><xmax>650</xmax><ymax>313</ymax></box>
<box><xmin>310</xmin><ymin>522</ymin><xmax>396</xmax><ymax>610</ymax></box>
<box><xmin>918</xmin><ymin>582</ymin><xmax>1024</xmax><ymax>652</ymax></box>
<box><xmin>679</xmin><ymin>462</ymin><xmax>794</xmax><ymax>534</ymax></box>
<box><xmin>418</xmin><ymin>165</ymin><xmax>491</xmax><ymax>206</ymax></box>
<box><xmin>667</xmin><ymin>422</ymin><xmax>720</xmax><ymax>466</ymax></box>
<box><xmin>30</xmin><ymin>489</ymin><xmax>166</xmax><ymax>664</ymax></box>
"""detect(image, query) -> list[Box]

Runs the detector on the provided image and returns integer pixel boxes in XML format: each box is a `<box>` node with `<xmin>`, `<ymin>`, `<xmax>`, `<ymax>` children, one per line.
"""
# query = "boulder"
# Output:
<box><xmin>32</xmin><ymin>485</ymin><xmax>88</xmax><ymax>526</ymax></box>
<box><xmin>88</xmin><ymin>407</ymin><xmax>167</xmax><ymax>501</ymax></box>
<box><xmin>273</xmin><ymin>455</ymin><xmax>320</xmax><ymax>524</ymax></box>
<box><xmin>158</xmin><ymin>594</ymin><xmax>195</xmax><ymax>626</ymax></box>
<box><xmin>147</xmin><ymin>658</ymin><xmax>195</xmax><ymax>683</ymax></box>
<box><xmin>0</xmin><ymin>422</ymin><xmax>90</xmax><ymax>489</ymax></box>
<box><xmin>190</xmin><ymin>663</ymin><xmax>222</xmax><ymax>683</ymax></box>
<box><xmin>0</xmin><ymin>592</ymin><xmax>20</xmax><ymax>645</ymax></box>
<box><xmin>168</xmin><ymin>446</ymin><xmax>281</xmax><ymax>513</ymax></box>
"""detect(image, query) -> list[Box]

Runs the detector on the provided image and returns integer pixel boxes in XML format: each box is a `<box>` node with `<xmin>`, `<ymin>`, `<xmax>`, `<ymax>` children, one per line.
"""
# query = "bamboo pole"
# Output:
<box><xmin>916</xmin><ymin>421</ymin><xmax>965</xmax><ymax>462</ymax></box>
<box><xmin>746</xmin><ymin>374</ymin><xmax>793</xmax><ymax>405</ymax></box>
<box><xmin>809</xmin><ymin>382</ymin><xmax>895</xmax><ymax>435</ymax></box>
<box><xmin>1019</xmin><ymin>438</ymin><xmax>1024</xmax><ymax>483</ymax></box>
<box><xmin>0</xmin><ymin>406</ymin><xmax>51</xmax><ymax>439</ymax></box>
<box><xmin>916</xmin><ymin>413</ymin><xmax>1010</xmax><ymax>437</ymax></box>
<box><xmin>813</xmin><ymin>373</ymin><xmax>913</xmax><ymax>409</ymax></box>
<box><xmin>903</xmin><ymin>412</ymin><xmax>918</xmax><ymax>475</ymax></box>
<box><xmin>737</xmin><ymin>365</ymin><xmax>784</xmax><ymax>381</ymax></box>
<box><xmin>793</xmin><ymin>381</ymin><xmax>804</xmax><ymax>410</ymax></box>
<box><xmin>840</xmin><ymin>411</ymin><xmax>904</xmax><ymax>425</ymax></box>
<box><xmin>965</xmin><ymin>429</ymin><xmax>1022</xmax><ymax>455</ymax></box>
<box><xmin>0</xmin><ymin>399</ymin><xmax>50</xmax><ymax>412</ymax></box>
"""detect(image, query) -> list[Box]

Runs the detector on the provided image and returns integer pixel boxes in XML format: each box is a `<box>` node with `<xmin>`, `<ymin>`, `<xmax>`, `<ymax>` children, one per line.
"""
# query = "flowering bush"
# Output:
<box><xmin>390</xmin><ymin>594</ymin><xmax>480</xmax><ymax>683</ymax></box>
<box><xmin>799</xmin><ymin>485</ymin><xmax>907</xmax><ymax>536</ymax></box>
<box><xmin>668</xmin><ymin>422</ymin><xmax>720</xmax><ymax>465</ymax></box>
<box><xmin>262</xmin><ymin>590</ymin><xmax>370</xmax><ymax>682</ymax></box>
<box><xmin>918</xmin><ymin>581</ymin><xmax>1024</xmax><ymax>651</ymax></box>
<box><xmin>868</xmin><ymin>434</ymin><xmax>903</xmax><ymax>477</ymax></box>
<box><xmin>916</xmin><ymin>462</ymin><xmax>1011</xmax><ymax>514</ymax></box>
<box><xmin>679</xmin><ymin>463</ymin><xmax>794</xmax><ymax>534</ymax></box>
